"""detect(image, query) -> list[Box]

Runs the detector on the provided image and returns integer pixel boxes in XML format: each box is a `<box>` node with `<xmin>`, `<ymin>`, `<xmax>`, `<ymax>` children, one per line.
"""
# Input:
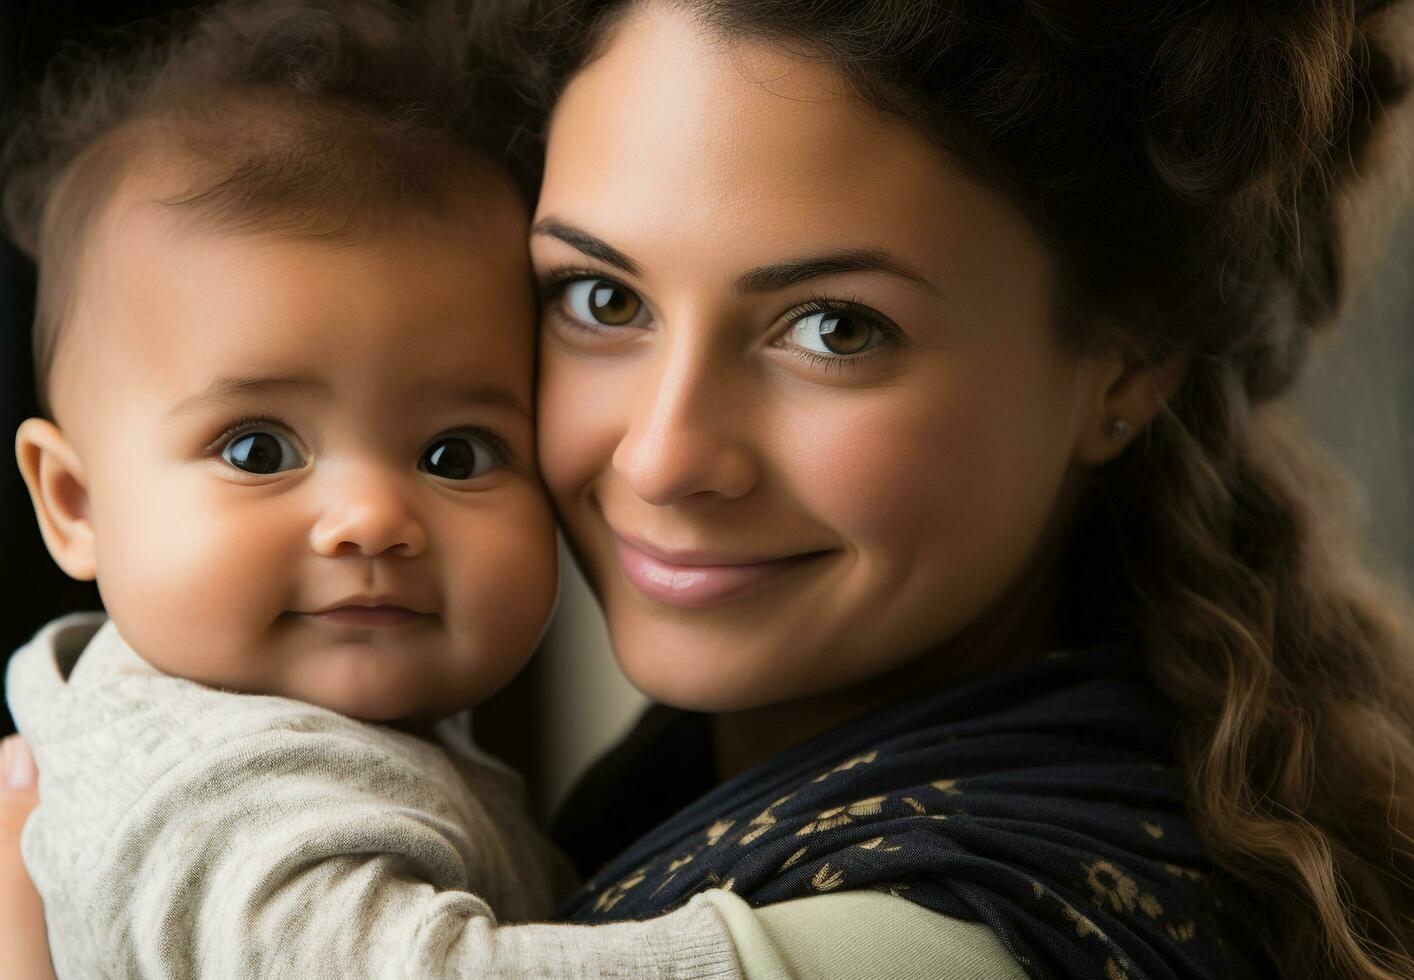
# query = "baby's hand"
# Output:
<box><xmin>0</xmin><ymin>736</ymin><xmax>55</xmax><ymax>980</ymax></box>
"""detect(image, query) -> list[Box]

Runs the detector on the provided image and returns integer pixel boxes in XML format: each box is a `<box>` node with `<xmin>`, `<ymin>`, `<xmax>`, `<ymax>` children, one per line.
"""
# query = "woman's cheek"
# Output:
<box><xmin>781</xmin><ymin>377</ymin><xmax>1060</xmax><ymax>641</ymax></box>
<box><xmin>536</xmin><ymin>353</ymin><xmax>620</xmax><ymax>510</ymax></box>
<box><xmin>780</xmin><ymin>387</ymin><xmax>996</xmax><ymax>553</ymax></box>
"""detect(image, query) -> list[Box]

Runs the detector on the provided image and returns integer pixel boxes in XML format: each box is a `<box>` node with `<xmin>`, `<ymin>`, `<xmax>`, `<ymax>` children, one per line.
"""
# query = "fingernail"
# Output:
<box><xmin>3</xmin><ymin>737</ymin><xmax>37</xmax><ymax>790</ymax></box>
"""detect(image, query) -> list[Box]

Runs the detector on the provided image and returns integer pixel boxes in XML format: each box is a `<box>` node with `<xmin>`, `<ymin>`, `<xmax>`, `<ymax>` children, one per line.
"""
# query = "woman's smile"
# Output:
<box><xmin>611</xmin><ymin>528</ymin><xmax>833</xmax><ymax>608</ymax></box>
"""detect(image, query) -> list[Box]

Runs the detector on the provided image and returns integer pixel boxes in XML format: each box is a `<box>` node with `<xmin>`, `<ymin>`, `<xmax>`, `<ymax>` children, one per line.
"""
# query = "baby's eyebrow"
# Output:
<box><xmin>418</xmin><ymin>383</ymin><xmax>531</xmax><ymax>419</ymax></box>
<box><xmin>170</xmin><ymin>374</ymin><xmax>330</xmax><ymax>415</ymax></box>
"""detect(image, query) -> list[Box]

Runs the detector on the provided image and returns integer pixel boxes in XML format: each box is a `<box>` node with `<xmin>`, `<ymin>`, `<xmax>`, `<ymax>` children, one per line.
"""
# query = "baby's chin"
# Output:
<box><xmin>116</xmin><ymin>611</ymin><xmax>501</xmax><ymax>724</ymax></box>
<box><xmin>276</xmin><ymin>650</ymin><xmax>468</xmax><ymax>724</ymax></box>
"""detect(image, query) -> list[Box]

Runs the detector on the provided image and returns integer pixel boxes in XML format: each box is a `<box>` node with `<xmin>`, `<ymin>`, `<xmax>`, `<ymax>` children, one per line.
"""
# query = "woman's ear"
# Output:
<box><xmin>1073</xmin><ymin>347</ymin><xmax>1193</xmax><ymax>467</ymax></box>
<box><xmin>15</xmin><ymin>418</ymin><xmax>97</xmax><ymax>581</ymax></box>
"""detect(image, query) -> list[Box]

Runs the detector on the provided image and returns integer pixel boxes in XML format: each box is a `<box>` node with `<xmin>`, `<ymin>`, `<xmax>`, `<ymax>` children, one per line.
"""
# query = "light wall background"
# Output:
<box><xmin>532</xmin><ymin>198</ymin><xmax>1414</xmax><ymax>818</ymax></box>
<box><xmin>1292</xmin><ymin>204</ymin><xmax>1414</xmax><ymax>587</ymax></box>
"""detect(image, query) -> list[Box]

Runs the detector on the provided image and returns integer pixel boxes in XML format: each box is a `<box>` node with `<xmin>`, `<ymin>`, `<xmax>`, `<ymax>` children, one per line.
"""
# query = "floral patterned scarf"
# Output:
<box><xmin>560</xmin><ymin>646</ymin><xmax>1273</xmax><ymax>979</ymax></box>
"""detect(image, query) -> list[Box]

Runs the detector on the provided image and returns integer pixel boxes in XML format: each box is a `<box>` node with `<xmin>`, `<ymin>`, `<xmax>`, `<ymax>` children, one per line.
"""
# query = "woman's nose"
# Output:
<box><xmin>309</xmin><ymin>472</ymin><xmax>427</xmax><ymax>559</ymax></box>
<box><xmin>611</xmin><ymin>342</ymin><xmax>759</xmax><ymax>505</ymax></box>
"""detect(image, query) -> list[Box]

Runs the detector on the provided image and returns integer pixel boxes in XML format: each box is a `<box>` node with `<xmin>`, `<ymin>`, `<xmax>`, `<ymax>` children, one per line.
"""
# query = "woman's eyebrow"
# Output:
<box><xmin>532</xmin><ymin>219</ymin><xmax>643</xmax><ymax>278</ymax></box>
<box><xmin>734</xmin><ymin>250</ymin><xmax>947</xmax><ymax>300</ymax></box>
<box><xmin>532</xmin><ymin>218</ymin><xmax>946</xmax><ymax>301</ymax></box>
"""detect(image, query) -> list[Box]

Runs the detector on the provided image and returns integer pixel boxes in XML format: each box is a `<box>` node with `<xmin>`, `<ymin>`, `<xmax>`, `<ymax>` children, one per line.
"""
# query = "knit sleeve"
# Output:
<box><xmin>8</xmin><ymin>621</ymin><xmax>741</xmax><ymax>978</ymax></box>
<box><xmin>700</xmin><ymin>889</ymin><xmax>1029</xmax><ymax>980</ymax></box>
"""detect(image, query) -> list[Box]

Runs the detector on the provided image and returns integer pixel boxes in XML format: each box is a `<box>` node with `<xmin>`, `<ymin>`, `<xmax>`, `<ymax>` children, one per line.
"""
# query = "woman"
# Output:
<box><xmin>5</xmin><ymin>0</ymin><xmax>1414</xmax><ymax>976</ymax></box>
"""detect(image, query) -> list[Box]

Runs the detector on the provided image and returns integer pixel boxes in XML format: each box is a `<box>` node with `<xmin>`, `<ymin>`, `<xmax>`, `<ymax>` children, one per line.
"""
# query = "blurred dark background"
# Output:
<box><xmin>1</xmin><ymin>3</ymin><xmax>200</xmax><ymax>736</ymax></box>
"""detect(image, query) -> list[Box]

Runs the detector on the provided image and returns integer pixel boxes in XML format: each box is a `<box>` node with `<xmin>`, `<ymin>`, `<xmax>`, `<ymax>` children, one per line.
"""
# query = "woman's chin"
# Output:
<box><xmin>605</xmin><ymin>617</ymin><xmax>831</xmax><ymax>713</ymax></box>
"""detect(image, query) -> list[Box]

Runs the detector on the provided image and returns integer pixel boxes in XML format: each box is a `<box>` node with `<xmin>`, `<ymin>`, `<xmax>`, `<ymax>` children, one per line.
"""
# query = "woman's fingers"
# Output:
<box><xmin>0</xmin><ymin>735</ymin><xmax>56</xmax><ymax>980</ymax></box>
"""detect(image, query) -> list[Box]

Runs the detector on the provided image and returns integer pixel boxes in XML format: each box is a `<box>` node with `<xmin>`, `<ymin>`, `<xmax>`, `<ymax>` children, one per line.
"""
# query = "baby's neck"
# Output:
<box><xmin>384</xmin><ymin>714</ymin><xmax>443</xmax><ymax>742</ymax></box>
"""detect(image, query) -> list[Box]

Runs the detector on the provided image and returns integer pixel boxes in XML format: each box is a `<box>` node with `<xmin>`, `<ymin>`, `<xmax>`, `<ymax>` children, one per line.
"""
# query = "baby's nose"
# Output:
<box><xmin>309</xmin><ymin>481</ymin><xmax>426</xmax><ymax>559</ymax></box>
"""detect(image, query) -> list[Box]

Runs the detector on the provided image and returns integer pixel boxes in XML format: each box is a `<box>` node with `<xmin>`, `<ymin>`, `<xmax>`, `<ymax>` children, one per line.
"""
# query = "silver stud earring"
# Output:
<box><xmin>1107</xmin><ymin>417</ymin><xmax>1132</xmax><ymax>440</ymax></box>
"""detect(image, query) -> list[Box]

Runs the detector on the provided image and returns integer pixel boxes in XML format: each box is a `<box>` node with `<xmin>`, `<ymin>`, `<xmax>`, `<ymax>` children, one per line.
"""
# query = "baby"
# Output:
<box><xmin>2</xmin><ymin>0</ymin><xmax>574</xmax><ymax>975</ymax></box>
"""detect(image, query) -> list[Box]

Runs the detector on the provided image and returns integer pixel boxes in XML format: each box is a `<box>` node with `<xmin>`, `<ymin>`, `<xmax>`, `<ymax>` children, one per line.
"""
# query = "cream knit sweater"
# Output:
<box><xmin>5</xmin><ymin>614</ymin><xmax>740</xmax><ymax>979</ymax></box>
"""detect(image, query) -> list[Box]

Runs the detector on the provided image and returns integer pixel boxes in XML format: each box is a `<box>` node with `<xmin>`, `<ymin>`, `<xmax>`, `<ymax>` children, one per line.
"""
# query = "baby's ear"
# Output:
<box><xmin>15</xmin><ymin>418</ymin><xmax>96</xmax><ymax>581</ymax></box>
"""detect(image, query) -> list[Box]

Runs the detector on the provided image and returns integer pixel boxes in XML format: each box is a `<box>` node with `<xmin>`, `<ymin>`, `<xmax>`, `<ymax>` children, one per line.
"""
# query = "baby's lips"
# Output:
<box><xmin>303</xmin><ymin>593</ymin><xmax>436</xmax><ymax>617</ymax></box>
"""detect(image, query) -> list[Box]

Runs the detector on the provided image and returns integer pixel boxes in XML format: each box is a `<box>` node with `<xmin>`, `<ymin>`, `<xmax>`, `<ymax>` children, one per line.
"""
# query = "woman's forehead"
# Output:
<box><xmin>537</xmin><ymin>3</ymin><xmax>1044</xmax><ymax>286</ymax></box>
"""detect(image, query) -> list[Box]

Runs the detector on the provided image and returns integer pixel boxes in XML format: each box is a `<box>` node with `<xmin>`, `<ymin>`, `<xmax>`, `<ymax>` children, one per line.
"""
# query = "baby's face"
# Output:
<box><xmin>45</xmin><ymin>171</ymin><xmax>557</xmax><ymax>723</ymax></box>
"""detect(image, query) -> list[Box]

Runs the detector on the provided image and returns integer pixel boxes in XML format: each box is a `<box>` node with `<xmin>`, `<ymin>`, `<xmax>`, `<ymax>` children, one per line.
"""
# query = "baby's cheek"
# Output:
<box><xmin>93</xmin><ymin>475</ymin><xmax>297</xmax><ymax>682</ymax></box>
<box><xmin>441</xmin><ymin>486</ymin><xmax>558</xmax><ymax>674</ymax></box>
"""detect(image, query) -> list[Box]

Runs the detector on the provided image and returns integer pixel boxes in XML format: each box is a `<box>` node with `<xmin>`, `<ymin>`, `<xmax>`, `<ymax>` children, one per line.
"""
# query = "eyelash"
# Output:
<box><xmin>446</xmin><ymin>426</ymin><xmax>514</xmax><ymax>465</ymax></box>
<box><xmin>537</xmin><ymin>268</ymin><xmax>903</xmax><ymax>371</ymax></box>
<box><xmin>537</xmin><ymin>266</ymin><xmax>628</xmax><ymax>338</ymax></box>
<box><xmin>206</xmin><ymin>415</ymin><xmax>293</xmax><ymax>456</ymax></box>
<box><xmin>781</xmin><ymin>293</ymin><xmax>901</xmax><ymax>372</ymax></box>
<box><xmin>203</xmin><ymin>416</ymin><xmax>514</xmax><ymax>464</ymax></box>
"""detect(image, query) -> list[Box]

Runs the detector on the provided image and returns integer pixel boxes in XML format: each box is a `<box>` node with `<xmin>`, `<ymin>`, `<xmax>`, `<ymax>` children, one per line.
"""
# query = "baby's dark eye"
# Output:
<box><xmin>419</xmin><ymin>434</ymin><xmax>499</xmax><ymax>481</ymax></box>
<box><xmin>221</xmin><ymin>431</ymin><xmax>304</xmax><ymax>474</ymax></box>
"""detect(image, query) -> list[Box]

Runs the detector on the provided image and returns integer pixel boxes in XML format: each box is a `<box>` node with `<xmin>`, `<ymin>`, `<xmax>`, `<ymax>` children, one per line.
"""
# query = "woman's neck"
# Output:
<box><xmin>711</xmin><ymin>551</ymin><xmax>1066</xmax><ymax>783</ymax></box>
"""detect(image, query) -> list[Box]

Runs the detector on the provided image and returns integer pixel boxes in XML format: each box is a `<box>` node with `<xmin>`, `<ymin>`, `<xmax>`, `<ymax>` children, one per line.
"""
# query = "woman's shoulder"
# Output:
<box><xmin>562</xmin><ymin>646</ymin><xmax>1273</xmax><ymax>977</ymax></box>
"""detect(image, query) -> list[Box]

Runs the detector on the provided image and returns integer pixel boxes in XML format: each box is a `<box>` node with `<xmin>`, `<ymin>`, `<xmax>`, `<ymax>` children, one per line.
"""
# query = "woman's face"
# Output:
<box><xmin>532</xmin><ymin>3</ymin><xmax>1118</xmax><ymax>712</ymax></box>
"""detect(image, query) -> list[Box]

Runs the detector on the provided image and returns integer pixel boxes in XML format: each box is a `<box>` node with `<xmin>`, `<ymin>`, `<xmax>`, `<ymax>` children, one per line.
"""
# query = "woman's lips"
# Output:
<box><xmin>612</xmin><ymin>533</ymin><xmax>827</xmax><ymax>608</ymax></box>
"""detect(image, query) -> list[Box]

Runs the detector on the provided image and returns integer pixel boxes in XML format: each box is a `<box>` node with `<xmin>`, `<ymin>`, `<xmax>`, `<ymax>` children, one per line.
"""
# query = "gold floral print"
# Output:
<box><xmin>931</xmin><ymin>779</ymin><xmax>962</xmax><ymax>795</ymax></box>
<box><xmin>780</xmin><ymin>846</ymin><xmax>809</xmax><ymax>871</ymax></box>
<box><xmin>1141</xmin><ymin>821</ymin><xmax>1164</xmax><ymax>839</ymax></box>
<box><xmin>593</xmin><ymin>866</ymin><xmax>648</xmax><ymax>914</ymax></box>
<box><xmin>705</xmin><ymin>819</ymin><xmax>735</xmax><ymax>846</ymax></box>
<box><xmin>811</xmin><ymin>750</ymin><xmax>879</xmax><ymax>784</ymax></box>
<box><xmin>1104</xmin><ymin>957</ymin><xmax>1128</xmax><ymax>979</ymax></box>
<box><xmin>1167</xmin><ymin>921</ymin><xmax>1197</xmax><ymax>943</ymax></box>
<box><xmin>1161</xmin><ymin>862</ymin><xmax>1207</xmax><ymax>883</ymax></box>
<box><xmin>1062</xmin><ymin>903</ymin><xmax>1105</xmax><ymax>939</ymax></box>
<box><xmin>856</xmin><ymin>836</ymin><xmax>902</xmax><ymax>852</ymax></box>
<box><xmin>902</xmin><ymin>797</ymin><xmax>927</xmax><ymax>814</ymax></box>
<box><xmin>701</xmin><ymin>870</ymin><xmax>735</xmax><ymax>892</ymax></box>
<box><xmin>1084</xmin><ymin>859</ymin><xmax>1164</xmax><ymax>919</ymax></box>
<box><xmin>811</xmin><ymin>864</ymin><xmax>846</xmax><ymax>891</ymax></box>
<box><xmin>738</xmin><ymin>794</ymin><xmax>795</xmax><ymax>846</ymax></box>
<box><xmin>796</xmin><ymin>795</ymin><xmax>886</xmax><ymax>836</ymax></box>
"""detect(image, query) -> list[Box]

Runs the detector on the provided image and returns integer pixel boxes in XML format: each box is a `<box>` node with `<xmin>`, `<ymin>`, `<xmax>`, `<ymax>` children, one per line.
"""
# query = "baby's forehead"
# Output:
<box><xmin>52</xmin><ymin>158</ymin><xmax>535</xmax><ymax>428</ymax></box>
<box><xmin>36</xmin><ymin>93</ymin><xmax>529</xmax><ymax>415</ymax></box>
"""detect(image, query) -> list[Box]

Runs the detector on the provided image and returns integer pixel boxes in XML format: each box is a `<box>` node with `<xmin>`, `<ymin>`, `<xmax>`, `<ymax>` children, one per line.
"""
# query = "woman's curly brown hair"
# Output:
<box><xmin>527</xmin><ymin>1</ymin><xmax>1414</xmax><ymax>976</ymax></box>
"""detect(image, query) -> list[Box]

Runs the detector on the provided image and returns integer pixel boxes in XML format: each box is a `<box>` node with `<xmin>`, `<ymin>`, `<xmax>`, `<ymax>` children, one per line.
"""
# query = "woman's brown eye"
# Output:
<box><xmin>818</xmin><ymin>314</ymin><xmax>871</xmax><ymax>354</ymax></box>
<box><xmin>786</xmin><ymin>310</ymin><xmax>878</xmax><ymax>356</ymax></box>
<box><xmin>565</xmin><ymin>278</ymin><xmax>643</xmax><ymax>326</ymax></box>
